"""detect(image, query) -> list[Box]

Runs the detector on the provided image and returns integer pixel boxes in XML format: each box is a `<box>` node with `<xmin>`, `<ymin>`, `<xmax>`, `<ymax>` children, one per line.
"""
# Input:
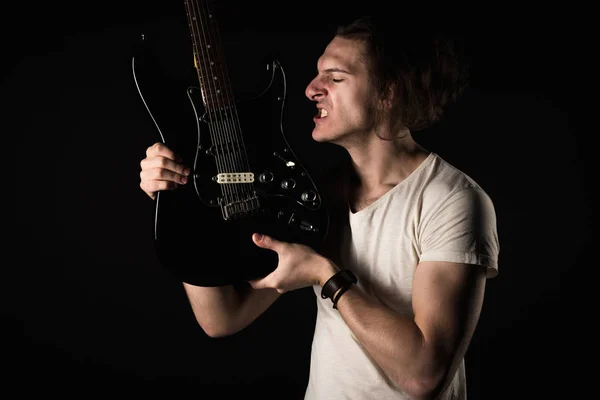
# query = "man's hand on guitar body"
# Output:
<box><xmin>139</xmin><ymin>142</ymin><xmax>191</xmax><ymax>200</ymax></box>
<box><xmin>249</xmin><ymin>233</ymin><xmax>338</xmax><ymax>293</ymax></box>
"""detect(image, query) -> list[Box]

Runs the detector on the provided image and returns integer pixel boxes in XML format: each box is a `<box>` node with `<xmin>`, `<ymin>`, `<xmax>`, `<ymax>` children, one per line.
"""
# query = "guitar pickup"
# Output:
<box><xmin>216</xmin><ymin>172</ymin><xmax>254</xmax><ymax>183</ymax></box>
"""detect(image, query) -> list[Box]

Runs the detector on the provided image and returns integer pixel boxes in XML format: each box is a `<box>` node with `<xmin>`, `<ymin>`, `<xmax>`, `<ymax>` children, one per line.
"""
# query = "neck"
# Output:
<box><xmin>346</xmin><ymin>129</ymin><xmax>429</xmax><ymax>193</ymax></box>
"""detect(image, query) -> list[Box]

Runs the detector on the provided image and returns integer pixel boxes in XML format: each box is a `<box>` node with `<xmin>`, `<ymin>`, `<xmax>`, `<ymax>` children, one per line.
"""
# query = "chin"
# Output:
<box><xmin>312</xmin><ymin>127</ymin><xmax>338</xmax><ymax>143</ymax></box>
<box><xmin>312</xmin><ymin>133</ymin><xmax>328</xmax><ymax>143</ymax></box>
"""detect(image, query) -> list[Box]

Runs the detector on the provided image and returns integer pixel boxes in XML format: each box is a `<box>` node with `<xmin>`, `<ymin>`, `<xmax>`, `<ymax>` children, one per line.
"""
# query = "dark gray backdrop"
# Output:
<box><xmin>3</xmin><ymin>1</ymin><xmax>589</xmax><ymax>398</ymax></box>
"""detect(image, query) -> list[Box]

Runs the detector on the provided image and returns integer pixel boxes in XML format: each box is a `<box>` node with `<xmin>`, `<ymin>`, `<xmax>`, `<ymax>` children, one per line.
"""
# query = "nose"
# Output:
<box><xmin>305</xmin><ymin>76</ymin><xmax>325</xmax><ymax>101</ymax></box>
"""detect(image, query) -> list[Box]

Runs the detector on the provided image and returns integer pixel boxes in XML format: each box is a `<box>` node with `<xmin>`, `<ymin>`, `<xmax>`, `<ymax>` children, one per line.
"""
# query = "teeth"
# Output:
<box><xmin>320</xmin><ymin>109</ymin><xmax>328</xmax><ymax>117</ymax></box>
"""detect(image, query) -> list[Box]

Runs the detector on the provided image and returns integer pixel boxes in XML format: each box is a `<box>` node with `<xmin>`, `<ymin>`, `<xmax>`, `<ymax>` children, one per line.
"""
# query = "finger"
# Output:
<box><xmin>248</xmin><ymin>277</ymin><xmax>268</xmax><ymax>290</ymax></box>
<box><xmin>146</xmin><ymin>142</ymin><xmax>182</xmax><ymax>162</ymax></box>
<box><xmin>140</xmin><ymin>178</ymin><xmax>180</xmax><ymax>195</ymax></box>
<box><xmin>249</xmin><ymin>275</ymin><xmax>286</xmax><ymax>293</ymax></box>
<box><xmin>141</xmin><ymin>156</ymin><xmax>191</xmax><ymax>178</ymax></box>
<box><xmin>252</xmin><ymin>233</ymin><xmax>282</xmax><ymax>251</ymax></box>
<box><xmin>140</xmin><ymin>167</ymin><xmax>188</xmax><ymax>186</ymax></box>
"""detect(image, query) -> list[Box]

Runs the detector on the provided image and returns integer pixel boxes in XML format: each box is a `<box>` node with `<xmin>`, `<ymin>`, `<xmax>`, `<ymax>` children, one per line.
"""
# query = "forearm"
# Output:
<box><xmin>333</xmin><ymin>286</ymin><xmax>447</xmax><ymax>398</ymax></box>
<box><xmin>183</xmin><ymin>283</ymin><xmax>243</xmax><ymax>336</ymax></box>
<box><xmin>183</xmin><ymin>282</ymin><xmax>280</xmax><ymax>337</ymax></box>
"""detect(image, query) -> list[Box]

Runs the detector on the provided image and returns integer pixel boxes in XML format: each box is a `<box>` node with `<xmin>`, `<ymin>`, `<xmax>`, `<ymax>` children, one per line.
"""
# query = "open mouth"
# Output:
<box><xmin>317</xmin><ymin>108</ymin><xmax>328</xmax><ymax>118</ymax></box>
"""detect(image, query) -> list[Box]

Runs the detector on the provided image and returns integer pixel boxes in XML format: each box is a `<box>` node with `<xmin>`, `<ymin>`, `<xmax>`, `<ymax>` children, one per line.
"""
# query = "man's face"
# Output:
<box><xmin>305</xmin><ymin>36</ymin><xmax>378</xmax><ymax>146</ymax></box>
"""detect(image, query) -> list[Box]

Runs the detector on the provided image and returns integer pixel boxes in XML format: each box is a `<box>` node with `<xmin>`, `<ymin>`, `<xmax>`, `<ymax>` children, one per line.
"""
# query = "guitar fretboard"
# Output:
<box><xmin>184</xmin><ymin>0</ymin><xmax>234</xmax><ymax>111</ymax></box>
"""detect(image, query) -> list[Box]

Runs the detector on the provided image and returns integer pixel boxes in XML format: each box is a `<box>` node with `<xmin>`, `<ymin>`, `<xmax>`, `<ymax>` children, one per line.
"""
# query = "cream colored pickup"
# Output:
<box><xmin>216</xmin><ymin>172</ymin><xmax>255</xmax><ymax>184</ymax></box>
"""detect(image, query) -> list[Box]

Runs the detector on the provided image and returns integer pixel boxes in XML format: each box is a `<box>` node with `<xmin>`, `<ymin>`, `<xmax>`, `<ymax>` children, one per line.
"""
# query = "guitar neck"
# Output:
<box><xmin>184</xmin><ymin>0</ymin><xmax>235</xmax><ymax>110</ymax></box>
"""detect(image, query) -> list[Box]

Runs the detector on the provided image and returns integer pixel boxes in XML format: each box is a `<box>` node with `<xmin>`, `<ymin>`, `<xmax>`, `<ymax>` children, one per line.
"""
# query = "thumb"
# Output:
<box><xmin>252</xmin><ymin>233</ymin><xmax>280</xmax><ymax>250</ymax></box>
<box><xmin>248</xmin><ymin>276</ymin><xmax>268</xmax><ymax>290</ymax></box>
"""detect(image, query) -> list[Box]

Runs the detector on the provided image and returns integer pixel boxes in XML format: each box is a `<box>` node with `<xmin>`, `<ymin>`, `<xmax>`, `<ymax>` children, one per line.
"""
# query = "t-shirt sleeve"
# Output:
<box><xmin>419</xmin><ymin>187</ymin><xmax>499</xmax><ymax>278</ymax></box>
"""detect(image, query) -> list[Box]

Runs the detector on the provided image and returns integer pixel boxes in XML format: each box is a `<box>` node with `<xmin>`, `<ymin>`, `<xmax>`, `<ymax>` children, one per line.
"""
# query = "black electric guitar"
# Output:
<box><xmin>132</xmin><ymin>0</ymin><xmax>330</xmax><ymax>286</ymax></box>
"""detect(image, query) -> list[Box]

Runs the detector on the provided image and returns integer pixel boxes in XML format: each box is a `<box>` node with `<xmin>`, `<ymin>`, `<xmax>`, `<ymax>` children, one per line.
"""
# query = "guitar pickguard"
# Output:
<box><xmin>188</xmin><ymin>60</ymin><xmax>322</xmax><ymax>213</ymax></box>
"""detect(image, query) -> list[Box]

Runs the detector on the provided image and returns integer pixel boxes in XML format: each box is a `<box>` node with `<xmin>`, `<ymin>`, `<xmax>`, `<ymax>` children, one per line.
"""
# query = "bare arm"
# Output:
<box><xmin>183</xmin><ymin>282</ymin><xmax>281</xmax><ymax>337</ymax></box>
<box><xmin>333</xmin><ymin>261</ymin><xmax>487</xmax><ymax>399</ymax></box>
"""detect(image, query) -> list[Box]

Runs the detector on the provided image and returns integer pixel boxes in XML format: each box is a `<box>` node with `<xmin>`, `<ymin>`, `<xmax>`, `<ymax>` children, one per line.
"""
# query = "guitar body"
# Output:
<box><xmin>132</xmin><ymin>12</ymin><xmax>329</xmax><ymax>287</ymax></box>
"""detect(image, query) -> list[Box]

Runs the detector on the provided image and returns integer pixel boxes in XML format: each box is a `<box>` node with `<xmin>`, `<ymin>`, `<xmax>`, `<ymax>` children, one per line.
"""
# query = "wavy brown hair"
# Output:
<box><xmin>335</xmin><ymin>15</ymin><xmax>470</xmax><ymax>137</ymax></box>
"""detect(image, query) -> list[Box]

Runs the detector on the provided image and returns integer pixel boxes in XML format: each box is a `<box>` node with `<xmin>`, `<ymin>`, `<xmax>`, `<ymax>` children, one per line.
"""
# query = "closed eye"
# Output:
<box><xmin>332</xmin><ymin>79</ymin><xmax>344</xmax><ymax>83</ymax></box>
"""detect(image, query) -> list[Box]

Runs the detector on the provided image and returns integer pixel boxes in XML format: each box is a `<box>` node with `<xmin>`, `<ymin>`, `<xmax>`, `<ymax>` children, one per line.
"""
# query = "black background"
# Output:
<box><xmin>3</xmin><ymin>1</ymin><xmax>591</xmax><ymax>398</ymax></box>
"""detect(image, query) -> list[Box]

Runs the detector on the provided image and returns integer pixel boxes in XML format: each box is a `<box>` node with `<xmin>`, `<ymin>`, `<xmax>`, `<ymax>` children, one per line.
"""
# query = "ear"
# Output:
<box><xmin>381</xmin><ymin>82</ymin><xmax>397</xmax><ymax>110</ymax></box>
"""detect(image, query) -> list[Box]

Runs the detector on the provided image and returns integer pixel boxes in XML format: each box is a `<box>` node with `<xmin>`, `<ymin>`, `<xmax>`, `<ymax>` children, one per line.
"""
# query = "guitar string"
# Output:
<box><xmin>196</xmin><ymin>0</ymin><xmax>240</xmax><ymax>203</ymax></box>
<box><xmin>201</xmin><ymin>0</ymin><xmax>250</xmax><ymax>205</ymax></box>
<box><xmin>186</xmin><ymin>0</ymin><xmax>231</xmax><ymax>203</ymax></box>
<box><xmin>209</xmin><ymin>0</ymin><xmax>256</xmax><ymax>210</ymax></box>
<box><xmin>194</xmin><ymin>0</ymin><xmax>240</xmax><ymax>204</ymax></box>
<box><xmin>198</xmin><ymin>0</ymin><xmax>252</xmax><ymax>209</ymax></box>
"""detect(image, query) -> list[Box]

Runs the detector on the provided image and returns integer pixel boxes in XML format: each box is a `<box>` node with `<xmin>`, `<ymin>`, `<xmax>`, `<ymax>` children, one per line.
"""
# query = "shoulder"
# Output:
<box><xmin>419</xmin><ymin>153</ymin><xmax>491</xmax><ymax>203</ymax></box>
<box><xmin>424</xmin><ymin>153</ymin><xmax>481</xmax><ymax>192</ymax></box>
<box><xmin>410</xmin><ymin>154</ymin><xmax>497</xmax><ymax>225</ymax></box>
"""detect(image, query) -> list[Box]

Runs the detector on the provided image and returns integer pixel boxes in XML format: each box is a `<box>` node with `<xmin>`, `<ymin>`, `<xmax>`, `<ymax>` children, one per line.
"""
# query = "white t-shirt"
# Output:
<box><xmin>304</xmin><ymin>152</ymin><xmax>499</xmax><ymax>399</ymax></box>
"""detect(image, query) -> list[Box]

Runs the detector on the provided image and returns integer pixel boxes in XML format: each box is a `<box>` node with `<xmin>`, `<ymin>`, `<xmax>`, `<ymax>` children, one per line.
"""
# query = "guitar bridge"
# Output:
<box><xmin>219</xmin><ymin>191</ymin><xmax>261</xmax><ymax>220</ymax></box>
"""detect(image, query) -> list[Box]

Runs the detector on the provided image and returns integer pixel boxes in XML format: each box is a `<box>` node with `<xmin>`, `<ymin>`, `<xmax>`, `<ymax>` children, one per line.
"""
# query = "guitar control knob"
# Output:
<box><xmin>259</xmin><ymin>171</ymin><xmax>274</xmax><ymax>183</ymax></box>
<box><xmin>301</xmin><ymin>190</ymin><xmax>317</xmax><ymax>202</ymax></box>
<box><xmin>281</xmin><ymin>179</ymin><xmax>296</xmax><ymax>189</ymax></box>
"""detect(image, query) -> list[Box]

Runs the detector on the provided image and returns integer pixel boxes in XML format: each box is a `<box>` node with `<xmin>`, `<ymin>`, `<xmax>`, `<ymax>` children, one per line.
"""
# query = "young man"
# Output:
<box><xmin>138</xmin><ymin>15</ymin><xmax>499</xmax><ymax>400</ymax></box>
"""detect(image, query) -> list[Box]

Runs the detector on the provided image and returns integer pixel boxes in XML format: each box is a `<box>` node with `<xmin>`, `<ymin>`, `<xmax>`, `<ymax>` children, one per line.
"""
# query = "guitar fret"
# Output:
<box><xmin>186</xmin><ymin>0</ymin><xmax>233</xmax><ymax>111</ymax></box>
